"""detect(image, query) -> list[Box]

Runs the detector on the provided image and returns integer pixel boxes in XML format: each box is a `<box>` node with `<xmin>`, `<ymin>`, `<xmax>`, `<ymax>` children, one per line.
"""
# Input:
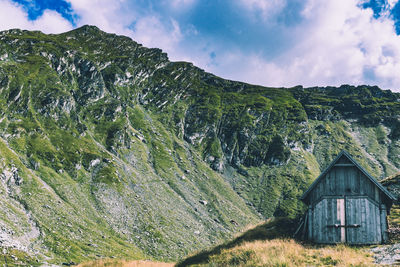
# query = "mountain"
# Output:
<box><xmin>0</xmin><ymin>25</ymin><xmax>399</xmax><ymax>265</ymax></box>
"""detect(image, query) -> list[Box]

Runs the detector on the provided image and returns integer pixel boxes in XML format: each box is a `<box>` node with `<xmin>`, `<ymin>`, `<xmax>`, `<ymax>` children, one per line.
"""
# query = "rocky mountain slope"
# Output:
<box><xmin>0</xmin><ymin>25</ymin><xmax>399</xmax><ymax>265</ymax></box>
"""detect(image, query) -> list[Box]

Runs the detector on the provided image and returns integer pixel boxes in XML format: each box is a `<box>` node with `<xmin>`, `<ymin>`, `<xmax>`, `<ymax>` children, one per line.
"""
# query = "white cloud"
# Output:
<box><xmin>388</xmin><ymin>0</ymin><xmax>399</xmax><ymax>9</ymax></box>
<box><xmin>31</xmin><ymin>10</ymin><xmax>74</xmax><ymax>33</ymax></box>
<box><xmin>169</xmin><ymin>0</ymin><xmax>197</xmax><ymax>10</ymax></box>
<box><xmin>67</xmin><ymin>0</ymin><xmax>186</xmax><ymax>60</ymax></box>
<box><xmin>133</xmin><ymin>16</ymin><xmax>183</xmax><ymax>53</ymax></box>
<box><xmin>237</xmin><ymin>0</ymin><xmax>287</xmax><ymax>19</ymax></box>
<box><xmin>288</xmin><ymin>0</ymin><xmax>400</xmax><ymax>89</ymax></box>
<box><xmin>67</xmin><ymin>0</ymin><xmax>135</xmax><ymax>36</ymax></box>
<box><xmin>205</xmin><ymin>0</ymin><xmax>400</xmax><ymax>91</ymax></box>
<box><xmin>0</xmin><ymin>0</ymin><xmax>72</xmax><ymax>33</ymax></box>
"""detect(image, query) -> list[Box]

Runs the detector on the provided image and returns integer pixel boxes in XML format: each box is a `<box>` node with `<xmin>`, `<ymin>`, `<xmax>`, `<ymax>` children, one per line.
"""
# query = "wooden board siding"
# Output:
<box><xmin>312</xmin><ymin>197</ymin><xmax>382</xmax><ymax>244</ymax></box>
<box><xmin>312</xmin><ymin>198</ymin><xmax>342</xmax><ymax>243</ymax></box>
<box><xmin>308</xmin><ymin>166</ymin><xmax>381</xmax><ymax>205</ymax></box>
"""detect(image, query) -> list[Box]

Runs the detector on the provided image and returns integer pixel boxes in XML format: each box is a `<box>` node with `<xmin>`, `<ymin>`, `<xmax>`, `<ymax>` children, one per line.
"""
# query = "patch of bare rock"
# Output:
<box><xmin>371</xmin><ymin>243</ymin><xmax>400</xmax><ymax>265</ymax></box>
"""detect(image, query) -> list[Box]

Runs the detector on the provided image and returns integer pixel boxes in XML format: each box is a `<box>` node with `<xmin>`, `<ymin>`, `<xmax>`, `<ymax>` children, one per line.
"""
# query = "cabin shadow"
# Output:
<box><xmin>176</xmin><ymin>217</ymin><xmax>298</xmax><ymax>267</ymax></box>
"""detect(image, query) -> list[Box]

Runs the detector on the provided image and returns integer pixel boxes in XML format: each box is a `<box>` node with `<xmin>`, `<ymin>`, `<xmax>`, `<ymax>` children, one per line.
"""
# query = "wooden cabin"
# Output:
<box><xmin>300</xmin><ymin>150</ymin><xmax>396</xmax><ymax>244</ymax></box>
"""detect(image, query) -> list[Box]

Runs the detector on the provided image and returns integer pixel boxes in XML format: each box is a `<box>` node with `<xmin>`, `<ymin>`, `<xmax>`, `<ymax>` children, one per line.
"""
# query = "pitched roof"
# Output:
<box><xmin>300</xmin><ymin>150</ymin><xmax>396</xmax><ymax>202</ymax></box>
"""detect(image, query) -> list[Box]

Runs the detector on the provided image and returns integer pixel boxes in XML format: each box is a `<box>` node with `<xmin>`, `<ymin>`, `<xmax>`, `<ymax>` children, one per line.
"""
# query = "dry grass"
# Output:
<box><xmin>177</xmin><ymin>217</ymin><xmax>298</xmax><ymax>267</ymax></box>
<box><xmin>178</xmin><ymin>218</ymin><xmax>374</xmax><ymax>266</ymax></box>
<box><xmin>204</xmin><ymin>238</ymin><xmax>375</xmax><ymax>267</ymax></box>
<box><xmin>75</xmin><ymin>259</ymin><xmax>174</xmax><ymax>267</ymax></box>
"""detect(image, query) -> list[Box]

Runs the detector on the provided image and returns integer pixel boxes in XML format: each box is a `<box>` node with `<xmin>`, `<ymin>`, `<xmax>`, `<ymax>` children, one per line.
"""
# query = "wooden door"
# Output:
<box><xmin>345</xmin><ymin>197</ymin><xmax>381</xmax><ymax>244</ymax></box>
<box><xmin>313</xmin><ymin>197</ymin><xmax>382</xmax><ymax>244</ymax></box>
<box><xmin>313</xmin><ymin>198</ymin><xmax>345</xmax><ymax>243</ymax></box>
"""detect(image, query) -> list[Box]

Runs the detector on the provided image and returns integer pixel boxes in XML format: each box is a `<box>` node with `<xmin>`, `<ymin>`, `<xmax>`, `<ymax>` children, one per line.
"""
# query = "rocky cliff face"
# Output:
<box><xmin>0</xmin><ymin>25</ymin><xmax>399</xmax><ymax>265</ymax></box>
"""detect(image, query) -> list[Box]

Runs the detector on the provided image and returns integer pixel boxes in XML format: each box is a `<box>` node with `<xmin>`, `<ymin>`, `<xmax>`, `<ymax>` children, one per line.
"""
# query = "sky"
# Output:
<box><xmin>1</xmin><ymin>0</ymin><xmax>400</xmax><ymax>92</ymax></box>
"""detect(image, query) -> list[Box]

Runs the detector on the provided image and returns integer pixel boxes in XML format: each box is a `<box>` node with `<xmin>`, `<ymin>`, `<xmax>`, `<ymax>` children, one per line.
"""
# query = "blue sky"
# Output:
<box><xmin>1</xmin><ymin>0</ymin><xmax>400</xmax><ymax>91</ymax></box>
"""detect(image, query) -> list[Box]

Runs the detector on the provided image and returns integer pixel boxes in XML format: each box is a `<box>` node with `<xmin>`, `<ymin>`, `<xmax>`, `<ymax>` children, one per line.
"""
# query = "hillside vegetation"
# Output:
<box><xmin>0</xmin><ymin>26</ymin><xmax>399</xmax><ymax>265</ymax></box>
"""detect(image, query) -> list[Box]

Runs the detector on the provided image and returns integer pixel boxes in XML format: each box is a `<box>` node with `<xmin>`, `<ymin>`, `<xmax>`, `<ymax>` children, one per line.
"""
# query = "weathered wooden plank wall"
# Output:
<box><xmin>345</xmin><ymin>198</ymin><xmax>381</xmax><ymax>244</ymax></box>
<box><xmin>311</xmin><ymin>197</ymin><xmax>382</xmax><ymax>244</ymax></box>
<box><xmin>309</xmin><ymin>166</ymin><xmax>381</xmax><ymax>205</ymax></box>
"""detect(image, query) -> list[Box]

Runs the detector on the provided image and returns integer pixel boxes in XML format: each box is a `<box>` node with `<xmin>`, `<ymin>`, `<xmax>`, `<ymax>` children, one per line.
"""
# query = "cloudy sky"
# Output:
<box><xmin>1</xmin><ymin>0</ymin><xmax>400</xmax><ymax>91</ymax></box>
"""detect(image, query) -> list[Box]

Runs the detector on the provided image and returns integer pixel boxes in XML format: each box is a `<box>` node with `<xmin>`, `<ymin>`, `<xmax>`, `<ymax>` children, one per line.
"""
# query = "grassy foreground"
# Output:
<box><xmin>75</xmin><ymin>241</ymin><xmax>374</xmax><ymax>267</ymax></box>
<box><xmin>76</xmin><ymin>218</ymin><xmax>375</xmax><ymax>266</ymax></box>
<box><xmin>76</xmin><ymin>210</ymin><xmax>400</xmax><ymax>266</ymax></box>
<box><xmin>176</xmin><ymin>218</ymin><xmax>374</xmax><ymax>267</ymax></box>
<box><xmin>188</xmin><ymin>239</ymin><xmax>374</xmax><ymax>267</ymax></box>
